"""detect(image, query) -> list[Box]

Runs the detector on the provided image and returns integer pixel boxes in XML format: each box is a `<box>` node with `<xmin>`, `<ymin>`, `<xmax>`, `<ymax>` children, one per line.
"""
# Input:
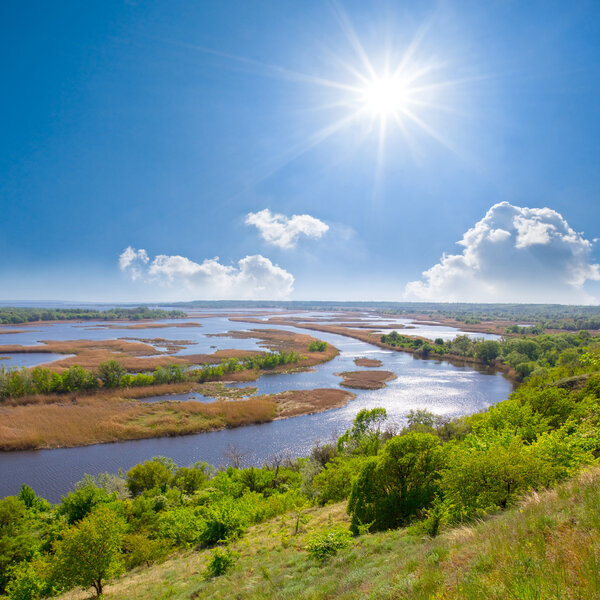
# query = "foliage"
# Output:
<box><xmin>98</xmin><ymin>360</ymin><xmax>127</xmax><ymax>389</ymax></box>
<box><xmin>52</xmin><ymin>506</ymin><xmax>125</xmax><ymax>597</ymax></box>
<box><xmin>305</xmin><ymin>528</ymin><xmax>352</xmax><ymax>562</ymax></box>
<box><xmin>0</xmin><ymin>306</ymin><xmax>186</xmax><ymax>325</ymax></box>
<box><xmin>205</xmin><ymin>547</ymin><xmax>237</xmax><ymax>578</ymax></box>
<box><xmin>126</xmin><ymin>457</ymin><xmax>176</xmax><ymax>496</ymax></box>
<box><xmin>337</xmin><ymin>407</ymin><xmax>388</xmax><ymax>455</ymax></box>
<box><xmin>381</xmin><ymin>329</ymin><xmax>587</xmax><ymax>381</ymax></box>
<box><xmin>121</xmin><ymin>533</ymin><xmax>170</xmax><ymax>569</ymax></box>
<box><xmin>200</xmin><ymin>499</ymin><xmax>247</xmax><ymax>545</ymax></box>
<box><xmin>5</xmin><ymin>556</ymin><xmax>54</xmax><ymax>600</ymax></box>
<box><xmin>58</xmin><ymin>484</ymin><xmax>114</xmax><ymax>524</ymax></box>
<box><xmin>308</xmin><ymin>340</ymin><xmax>327</xmax><ymax>352</ymax></box>
<box><xmin>0</xmin><ymin>350</ymin><xmax>303</xmax><ymax>401</ymax></box>
<box><xmin>347</xmin><ymin>433</ymin><xmax>443</xmax><ymax>533</ymax></box>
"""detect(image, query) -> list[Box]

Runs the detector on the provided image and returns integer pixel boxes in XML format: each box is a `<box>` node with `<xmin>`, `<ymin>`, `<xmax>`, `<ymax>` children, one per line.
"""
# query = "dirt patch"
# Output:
<box><xmin>0</xmin><ymin>329</ymin><xmax>28</xmax><ymax>335</ymax></box>
<box><xmin>335</xmin><ymin>370</ymin><xmax>397</xmax><ymax>390</ymax></box>
<box><xmin>354</xmin><ymin>357</ymin><xmax>383</xmax><ymax>367</ymax></box>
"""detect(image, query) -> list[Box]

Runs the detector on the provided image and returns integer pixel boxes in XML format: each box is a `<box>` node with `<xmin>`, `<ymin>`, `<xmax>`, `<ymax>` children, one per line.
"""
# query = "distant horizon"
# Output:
<box><xmin>1</xmin><ymin>299</ymin><xmax>599</xmax><ymax>309</ymax></box>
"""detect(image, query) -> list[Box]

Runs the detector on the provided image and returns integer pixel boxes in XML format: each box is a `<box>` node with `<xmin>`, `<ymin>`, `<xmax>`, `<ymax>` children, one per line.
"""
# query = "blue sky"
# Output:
<box><xmin>1</xmin><ymin>0</ymin><xmax>599</xmax><ymax>303</ymax></box>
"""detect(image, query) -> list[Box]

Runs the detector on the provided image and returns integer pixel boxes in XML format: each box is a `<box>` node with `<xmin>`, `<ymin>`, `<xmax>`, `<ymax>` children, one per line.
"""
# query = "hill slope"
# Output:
<box><xmin>60</xmin><ymin>467</ymin><xmax>600</xmax><ymax>600</ymax></box>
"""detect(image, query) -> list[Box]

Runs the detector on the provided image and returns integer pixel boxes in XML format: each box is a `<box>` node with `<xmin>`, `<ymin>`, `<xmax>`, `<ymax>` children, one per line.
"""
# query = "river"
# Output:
<box><xmin>0</xmin><ymin>311</ymin><xmax>511</xmax><ymax>501</ymax></box>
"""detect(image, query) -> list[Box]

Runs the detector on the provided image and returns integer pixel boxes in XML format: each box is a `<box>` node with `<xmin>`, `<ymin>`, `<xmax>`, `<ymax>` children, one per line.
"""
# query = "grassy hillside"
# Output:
<box><xmin>59</xmin><ymin>467</ymin><xmax>600</xmax><ymax>600</ymax></box>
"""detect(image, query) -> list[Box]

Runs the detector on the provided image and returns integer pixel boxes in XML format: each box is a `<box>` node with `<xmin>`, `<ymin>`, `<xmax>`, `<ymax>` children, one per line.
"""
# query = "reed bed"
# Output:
<box><xmin>0</xmin><ymin>394</ymin><xmax>277</xmax><ymax>450</ymax></box>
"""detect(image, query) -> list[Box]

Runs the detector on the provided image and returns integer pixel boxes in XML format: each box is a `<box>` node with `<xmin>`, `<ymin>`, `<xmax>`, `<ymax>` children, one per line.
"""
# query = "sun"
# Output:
<box><xmin>361</xmin><ymin>75</ymin><xmax>409</xmax><ymax>119</ymax></box>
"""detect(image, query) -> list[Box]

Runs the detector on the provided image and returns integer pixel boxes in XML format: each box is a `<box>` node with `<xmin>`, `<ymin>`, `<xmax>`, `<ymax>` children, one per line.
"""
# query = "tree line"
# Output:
<box><xmin>0</xmin><ymin>307</ymin><xmax>186</xmax><ymax>325</ymax></box>
<box><xmin>0</xmin><ymin>350</ymin><xmax>301</xmax><ymax>401</ymax></box>
<box><xmin>381</xmin><ymin>329</ymin><xmax>592</xmax><ymax>378</ymax></box>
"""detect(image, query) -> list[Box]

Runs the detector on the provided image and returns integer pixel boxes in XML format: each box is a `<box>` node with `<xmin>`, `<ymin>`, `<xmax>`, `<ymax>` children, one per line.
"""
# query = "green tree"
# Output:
<box><xmin>61</xmin><ymin>366</ymin><xmax>98</xmax><ymax>392</ymax></box>
<box><xmin>126</xmin><ymin>457</ymin><xmax>175</xmax><ymax>496</ymax></box>
<box><xmin>52</xmin><ymin>506</ymin><xmax>125</xmax><ymax>597</ymax></box>
<box><xmin>440</xmin><ymin>435</ymin><xmax>554</xmax><ymax>516</ymax></box>
<box><xmin>337</xmin><ymin>408</ymin><xmax>388</xmax><ymax>455</ymax></box>
<box><xmin>98</xmin><ymin>360</ymin><xmax>127</xmax><ymax>389</ymax></box>
<box><xmin>347</xmin><ymin>432</ymin><xmax>443</xmax><ymax>533</ymax></box>
<box><xmin>0</xmin><ymin>497</ymin><xmax>41</xmax><ymax>594</ymax></box>
<box><xmin>475</xmin><ymin>340</ymin><xmax>501</xmax><ymax>364</ymax></box>
<box><xmin>58</xmin><ymin>484</ymin><xmax>113</xmax><ymax>525</ymax></box>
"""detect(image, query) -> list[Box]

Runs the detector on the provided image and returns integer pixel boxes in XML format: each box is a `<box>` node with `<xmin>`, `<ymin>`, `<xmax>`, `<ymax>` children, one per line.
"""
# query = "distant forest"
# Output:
<box><xmin>0</xmin><ymin>307</ymin><xmax>186</xmax><ymax>325</ymax></box>
<box><xmin>168</xmin><ymin>300</ymin><xmax>600</xmax><ymax>330</ymax></box>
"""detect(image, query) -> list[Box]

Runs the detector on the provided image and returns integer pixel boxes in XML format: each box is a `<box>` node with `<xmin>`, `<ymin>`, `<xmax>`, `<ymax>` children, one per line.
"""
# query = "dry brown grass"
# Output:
<box><xmin>354</xmin><ymin>357</ymin><xmax>383</xmax><ymax>367</ymax></box>
<box><xmin>335</xmin><ymin>370</ymin><xmax>397</xmax><ymax>390</ymax></box>
<box><xmin>0</xmin><ymin>383</ymin><xmax>353</xmax><ymax>450</ymax></box>
<box><xmin>0</xmin><ymin>338</ymin><xmax>187</xmax><ymax>372</ymax></box>
<box><xmin>268</xmin><ymin>388</ymin><xmax>356</xmax><ymax>418</ymax></box>
<box><xmin>215</xmin><ymin>328</ymin><xmax>339</xmax><ymax>367</ymax></box>
<box><xmin>0</xmin><ymin>392</ymin><xmax>277</xmax><ymax>450</ymax></box>
<box><xmin>98</xmin><ymin>322</ymin><xmax>204</xmax><ymax>330</ymax></box>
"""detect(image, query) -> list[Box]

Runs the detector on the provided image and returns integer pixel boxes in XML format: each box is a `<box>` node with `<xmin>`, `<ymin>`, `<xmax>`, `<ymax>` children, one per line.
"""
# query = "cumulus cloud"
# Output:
<box><xmin>405</xmin><ymin>202</ymin><xmax>600</xmax><ymax>304</ymax></box>
<box><xmin>119</xmin><ymin>247</ymin><xmax>294</xmax><ymax>300</ymax></box>
<box><xmin>245</xmin><ymin>209</ymin><xmax>329</xmax><ymax>249</ymax></box>
<box><xmin>118</xmin><ymin>247</ymin><xmax>148</xmax><ymax>280</ymax></box>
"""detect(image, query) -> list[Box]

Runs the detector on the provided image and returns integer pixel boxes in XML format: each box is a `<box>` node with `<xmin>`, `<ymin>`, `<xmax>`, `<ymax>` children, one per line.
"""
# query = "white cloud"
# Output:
<box><xmin>119</xmin><ymin>248</ymin><xmax>294</xmax><ymax>300</ymax></box>
<box><xmin>118</xmin><ymin>246</ymin><xmax>149</xmax><ymax>280</ymax></box>
<box><xmin>405</xmin><ymin>201</ymin><xmax>600</xmax><ymax>304</ymax></box>
<box><xmin>245</xmin><ymin>208</ymin><xmax>329</xmax><ymax>249</ymax></box>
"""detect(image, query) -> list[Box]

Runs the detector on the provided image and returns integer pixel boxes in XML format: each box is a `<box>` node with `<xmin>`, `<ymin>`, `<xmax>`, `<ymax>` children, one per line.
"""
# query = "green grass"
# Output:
<box><xmin>59</xmin><ymin>468</ymin><xmax>600</xmax><ymax>600</ymax></box>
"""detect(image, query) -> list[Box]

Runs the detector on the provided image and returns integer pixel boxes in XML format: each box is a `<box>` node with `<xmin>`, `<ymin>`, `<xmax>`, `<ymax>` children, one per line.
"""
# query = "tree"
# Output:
<box><xmin>0</xmin><ymin>497</ymin><xmax>41</xmax><ymax>594</ymax></box>
<box><xmin>337</xmin><ymin>408</ymin><xmax>388</xmax><ymax>455</ymax></box>
<box><xmin>126</xmin><ymin>457</ymin><xmax>175</xmax><ymax>496</ymax></box>
<box><xmin>52</xmin><ymin>506</ymin><xmax>125</xmax><ymax>597</ymax></box>
<box><xmin>58</xmin><ymin>484</ymin><xmax>113</xmax><ymax>524</ymax></box>
<box><xmin>61</xmin><ymin>366</ymin><xmax>98</xmax><ymax>392</ymax></box>
<box><xmin>347</xmin><ymin>432</ymin><xmax>443</xmax><ymax>533</ymax></box>
<box><xmin>98</xmin><ymin>360</ymin><xmax>127</xmax><ymax>389</ymax></box>
<box><xmin>475</xmin><ymin>340</ymin><xmax>501</xmax><ymax>364</ymax></box>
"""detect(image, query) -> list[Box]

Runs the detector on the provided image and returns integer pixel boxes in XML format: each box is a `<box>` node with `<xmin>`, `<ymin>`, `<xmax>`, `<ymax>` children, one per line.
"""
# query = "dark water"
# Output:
<box><xmin>0</xmin><ymin>312</ymin><xmax>510</xmax><ymax>502</ymax></box>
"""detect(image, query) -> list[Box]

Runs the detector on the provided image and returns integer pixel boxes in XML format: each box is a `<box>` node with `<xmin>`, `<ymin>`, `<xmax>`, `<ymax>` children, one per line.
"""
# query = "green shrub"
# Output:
<box><xmin>305</xmin><ymin>528</ymin><xmax>352</xmax><ymax>562</ymax></box>
<box><xmin>200</xmin><ymin>500</ymin><xmax>247</xmax><ymax>545</ymax></box>
<box><xmin>308</xmin><ymin>340</ymin><xmax>327</xmax><ymax>352</ymax></box>
<box><xmin>205</xmin><ymin>547</ymin><xmax>236</xmax><ymax>578</ymax></box>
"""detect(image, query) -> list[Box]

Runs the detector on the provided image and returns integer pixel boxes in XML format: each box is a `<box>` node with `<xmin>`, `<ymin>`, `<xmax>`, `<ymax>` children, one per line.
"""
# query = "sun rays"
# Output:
<box><xmin>154</xmin><ymin>2</ymin><xmax>473</xmax><ymax>196</ymax></box>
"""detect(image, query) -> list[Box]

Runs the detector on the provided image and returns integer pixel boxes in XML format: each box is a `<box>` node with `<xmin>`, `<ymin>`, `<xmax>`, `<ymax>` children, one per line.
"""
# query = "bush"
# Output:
<box><xmin>122</xmin><ymin>533</ymin><xmax>170</xmax><ymax>569</ymax></box>
<box><xmin>308</xmin><ymin>340</ymin><xmax>327</xmax><ymax>352</ymax></box>
<box><xmin>205</xmin><ymin>547</ymin><xmax>236</xmax><ymax>578</ymax></box>
<box><xmin>126</xmin><ymin>457</ymin><xmax>175</xmax><ymax>496</ymax></box>
<box><xmin>305</xmin><ymin>528</ymin><xmax>352</xmax><ymax>562</ymax></box>
<box><xmin>200</xmin><ymin>500</ymin><xmax>247</xmax><ymax>545</ymax></box>
<box><xmin>157</xmin><ymin>507</ymin><xmax>204</xmax><ymax>546</ymax></box>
